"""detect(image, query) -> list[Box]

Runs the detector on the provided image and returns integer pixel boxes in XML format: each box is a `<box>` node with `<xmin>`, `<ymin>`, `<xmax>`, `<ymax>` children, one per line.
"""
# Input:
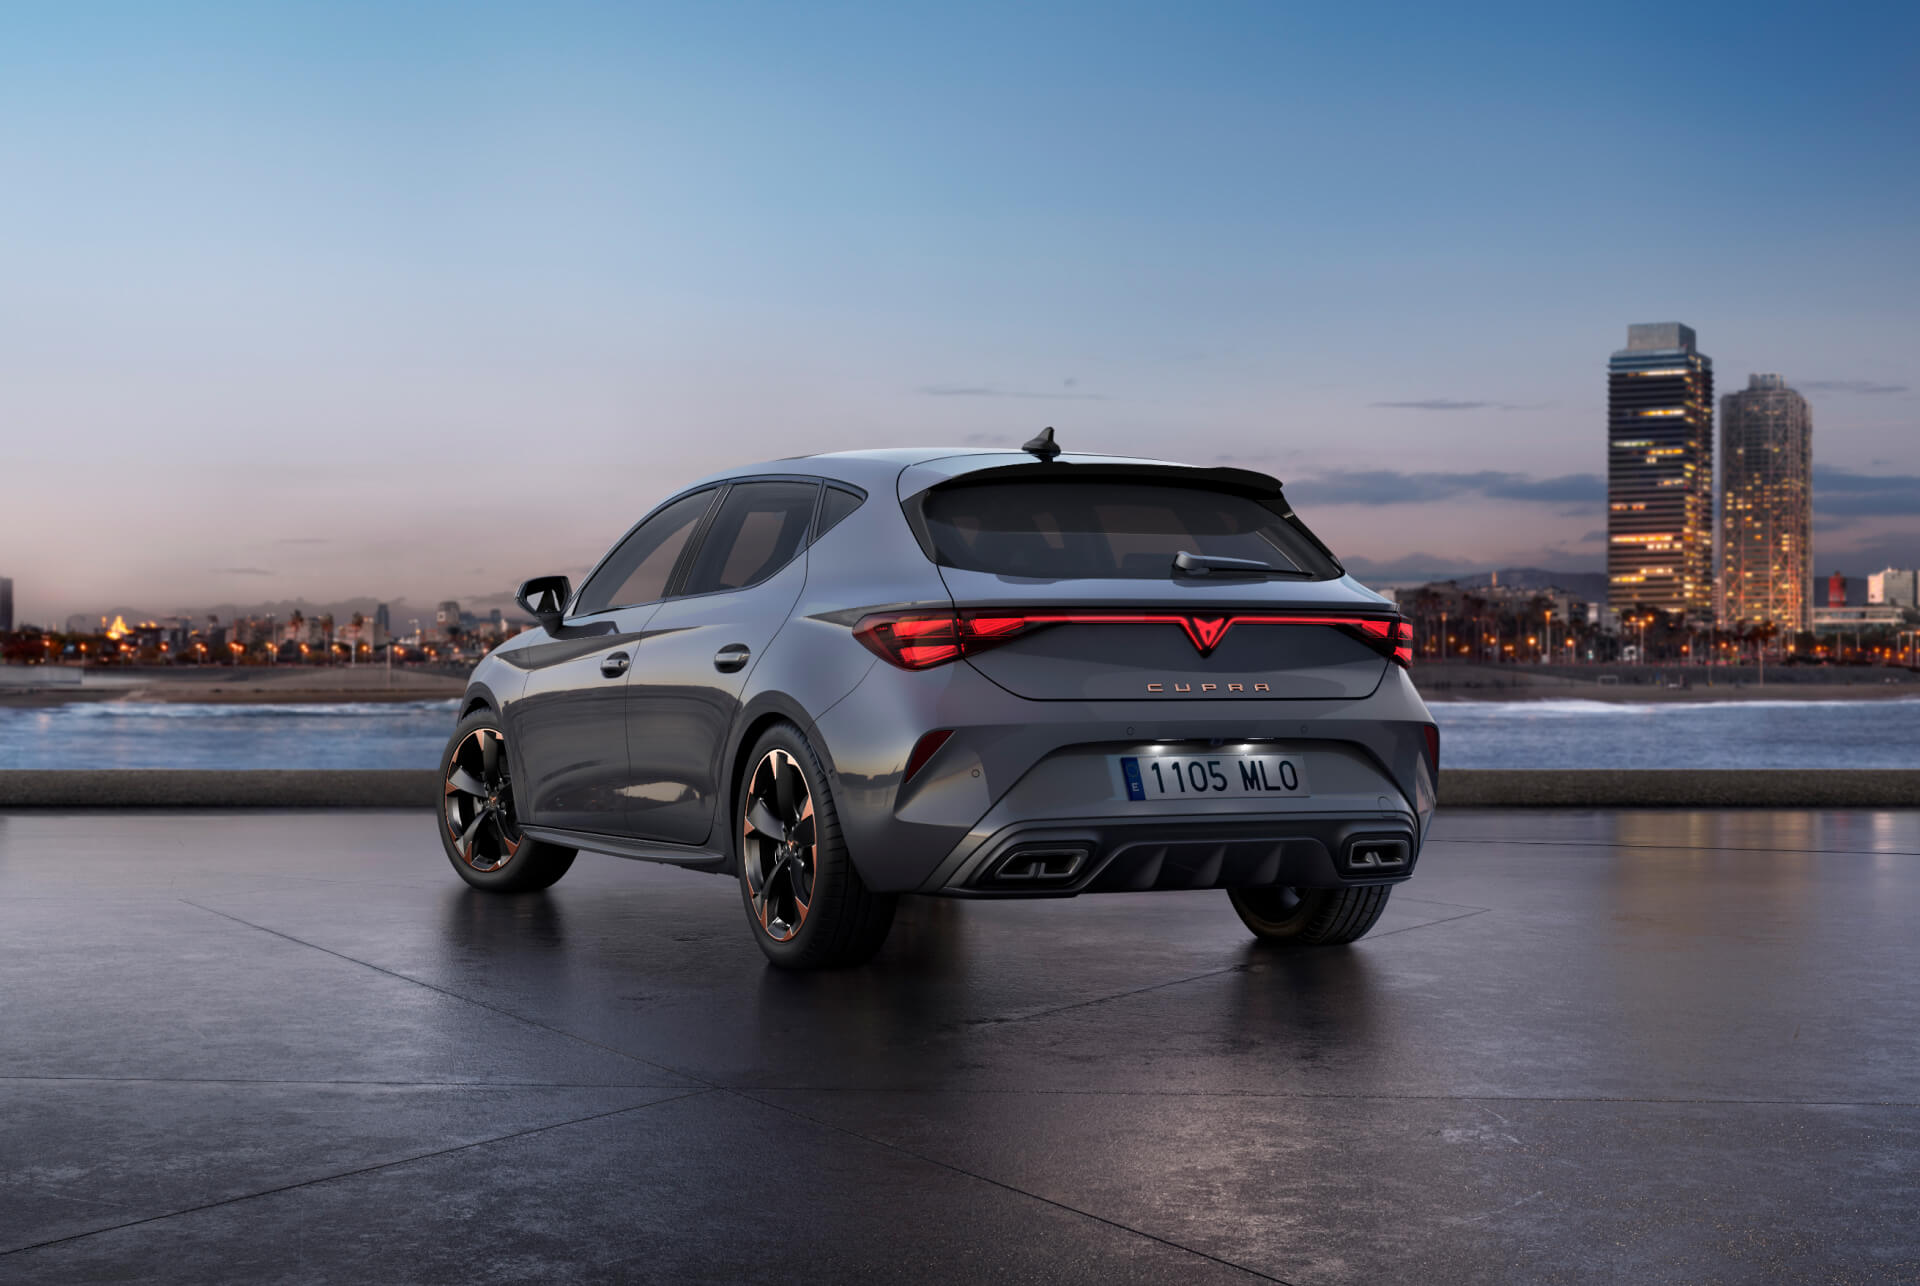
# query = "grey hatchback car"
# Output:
<box><xmin>439</xmin><ymin>433</ymin><xmax>1438</xmax><ymax>968</ymax></box>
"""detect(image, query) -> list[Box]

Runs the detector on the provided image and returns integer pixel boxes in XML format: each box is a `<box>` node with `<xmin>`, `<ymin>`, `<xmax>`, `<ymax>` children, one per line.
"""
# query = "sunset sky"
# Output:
<box><xmin>5</xmin><ymin>1</ymin><xmax>1916</xmax><ymax>623</ymax></box>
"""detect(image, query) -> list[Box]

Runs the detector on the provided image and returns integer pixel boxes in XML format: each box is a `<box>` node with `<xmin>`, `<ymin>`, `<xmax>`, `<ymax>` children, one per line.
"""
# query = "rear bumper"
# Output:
<box><xmin>814</xmin><ymin>656</ymin><xmax>1443</xmax><ymax>898</ymax></box>
<box><xmin>927</xmin><ymin>812</ymin><xmax>1417</xmax><ymax>897</ymax></box>
<box><xmin>813</xmin><ymin>659</ymin><xmax>1435</xmax><ymax>895</ymax></box>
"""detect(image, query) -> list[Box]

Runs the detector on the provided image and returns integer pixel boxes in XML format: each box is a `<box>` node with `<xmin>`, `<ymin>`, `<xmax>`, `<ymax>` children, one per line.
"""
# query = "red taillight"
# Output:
<box><xmin>853</xmin><ymin>614</ymin><xmax>1036</xmax><ymax>670</ymax></box>
<box><xmin>852</xmin><ymin>610</ymin><xmax>1409</xmax><ymax>669</ymax></box>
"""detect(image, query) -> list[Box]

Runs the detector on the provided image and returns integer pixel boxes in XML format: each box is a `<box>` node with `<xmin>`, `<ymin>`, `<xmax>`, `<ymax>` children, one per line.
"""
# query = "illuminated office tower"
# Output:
<box><xmin>1607</xmin><ymin>323</ymin><xmax>1714</xmax><ymax>623</ymax></box>
<box><xmin>1719</xmin><ymin>374</ymin><xmax>1812</xmax><ymax>631</ymax></box>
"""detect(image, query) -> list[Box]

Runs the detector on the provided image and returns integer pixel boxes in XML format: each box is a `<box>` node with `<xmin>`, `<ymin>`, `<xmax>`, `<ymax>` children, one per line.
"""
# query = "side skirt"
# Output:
<box><xmin>519</xmin><ymin>824</ymin><xmax>730</xmax><ymax>875</ymax></box>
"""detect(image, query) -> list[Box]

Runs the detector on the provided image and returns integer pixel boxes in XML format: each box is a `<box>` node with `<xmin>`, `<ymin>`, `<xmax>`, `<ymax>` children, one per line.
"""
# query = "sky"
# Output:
<box><xmin>4</xmin><ymin>0</ymin><xmax>1917</xmax><ymax>624</ymax></box>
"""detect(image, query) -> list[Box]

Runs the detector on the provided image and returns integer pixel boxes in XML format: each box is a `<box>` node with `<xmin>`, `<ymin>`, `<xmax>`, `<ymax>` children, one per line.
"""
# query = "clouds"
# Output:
<box><xmin>1800</xmin><ymin>379</ymin><xmax>1909</xmax><ymax>396</ymax></box>
<box><xmin>1289</xmin><ymin>470</ymin><xmax>1605</xmax><ymax>506</ymax></box>
<box><xmin>919</xmin><ymin>384</ymin><xmax>1105</xmax><ymax>401</ymax></box>
<box><xmin>1371</xmin><ymin>398</ymin><xmax>1506</xmax><ymax>411</ymax></box>
<box><xmin>1813</xmin><ymin>466</ymin><xmax>1920</xmax><ymax>517</ymax></box>
<box><xmin>1368</xmin><ymin>399</ymin><xmax>1549</xmax><ymax>412</ymax></box>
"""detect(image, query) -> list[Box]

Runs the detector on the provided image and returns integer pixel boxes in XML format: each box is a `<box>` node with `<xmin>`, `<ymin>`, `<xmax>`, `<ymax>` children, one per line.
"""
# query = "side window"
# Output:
<box><xmin>571</xmin><ymin>489</ymin><xmax>716</xmax><ymax>616</ymax></box>
<box><xmin>679</xmin><ymin>481</ymin><xmax>820</xmax><ymax>596</ymax></box>
<box><xmin>814</xmin><ymin>485</ymin><xmax>865</xmax><ymax>540</ymax></box>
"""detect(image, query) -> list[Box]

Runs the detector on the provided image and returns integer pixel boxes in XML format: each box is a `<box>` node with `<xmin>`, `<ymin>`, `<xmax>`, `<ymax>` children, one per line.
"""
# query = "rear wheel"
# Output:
<box><xmin>1228</xmin><ymin>884</ymin><xmax>1390</xmax><ymax>946</ymax></box>
<box><xmin>737</xmin><ymin>722</ymin><xmax>895</xmax><ymax>969</ymax></box>
<box><xmin>439</xmin><ymin>710</ymin><xmax>575</xmax><ymax>892</ymax></box>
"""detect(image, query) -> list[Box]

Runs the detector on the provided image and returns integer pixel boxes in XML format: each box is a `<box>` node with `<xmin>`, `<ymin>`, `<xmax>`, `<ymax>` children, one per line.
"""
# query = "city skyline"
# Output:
<box><xmin>4</xmin><ymin>3</ymin><xmax>1917</xmax><ymax>622</ymax></box>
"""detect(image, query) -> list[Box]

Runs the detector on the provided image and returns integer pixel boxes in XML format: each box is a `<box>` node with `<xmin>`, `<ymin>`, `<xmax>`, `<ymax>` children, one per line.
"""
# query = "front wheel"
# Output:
<box><xmin>1228</xmin><ymin>884</ymin><xmax>1390</xmax><ymax>946</ymax></box>
<box><xmin>439</xmin><ymin>710</ymin><xmax>576</xmax><ymax>893</ymax></box>
<box><xmin>737</xmin><ymin>722</ymin><xmax>895</xmax><ymax>969</ymax></box>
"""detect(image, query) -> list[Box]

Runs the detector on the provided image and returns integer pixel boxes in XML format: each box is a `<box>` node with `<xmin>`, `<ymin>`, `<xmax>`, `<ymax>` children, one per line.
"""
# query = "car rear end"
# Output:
<box><xmin>807</xmin><ymin>452</ymin><xmax>1438</xmax><ymax>899</ymax></box>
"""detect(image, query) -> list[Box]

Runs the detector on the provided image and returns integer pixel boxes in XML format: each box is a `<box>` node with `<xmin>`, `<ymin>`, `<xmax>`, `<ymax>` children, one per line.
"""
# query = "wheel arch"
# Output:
<box><xmin>458</xmin><ymin>680</ymin><xmax>504</xmax><ymax>720</ymax></box>
<box><xmin>721</xmin><ymin>693</ymin><xmax>837</xmax><ymax>878</ymax></box>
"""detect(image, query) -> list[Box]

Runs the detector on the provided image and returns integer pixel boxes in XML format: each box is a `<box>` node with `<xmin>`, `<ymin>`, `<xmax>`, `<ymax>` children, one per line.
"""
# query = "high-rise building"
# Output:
<box><xmin>1719</xmin><ymin>374</ymin><xmax>1812</xmax><ymax>632</ymax></box>
<box><xmin>1607</xmin><ymin>323</ymin><xmax>1715</xmax><ymax>624</ymax></box>
<box><xmin>374</xmin><ymin>603</ymin><xmax>391</xmax><ymax>634</ymax></box>
<box><xmin>1828</xmin><ymin>571</ymin><xmax>1848</xmax><ymax>607</ymax></box>
<box><xmin>0</xmin><ymin>578</ymin><xmax>12</xmax><ymax>633</ymax></box>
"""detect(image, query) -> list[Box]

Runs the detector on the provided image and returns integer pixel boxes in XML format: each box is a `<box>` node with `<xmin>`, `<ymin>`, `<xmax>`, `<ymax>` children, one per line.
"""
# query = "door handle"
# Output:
<box><xmin>713</xmin><ymin>643</ymin><xmax>751</xmax><ymax>673</ymax></box>
<box><xmin>600</xmin><ymin>651</ymin><xmax>631</xmax><ymax>678</ymax></box>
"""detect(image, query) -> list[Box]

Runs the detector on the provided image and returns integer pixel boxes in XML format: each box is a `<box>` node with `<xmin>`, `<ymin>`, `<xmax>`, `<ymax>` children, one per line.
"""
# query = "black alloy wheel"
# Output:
<box><xmin>736</xmin><ymin>722</ymin><xmax>895</xmax><ymax>969</ymax></box>
<box><xmin>741</xmin><ymin>747</ymin><xmax>816</xmax><ymax>942</ymax></box>
<box><xmin>444</xmin><ymin>727</ymin><xmax>521</xmax><ymax>874</ymax></box>
<box><xmin>438</xmin><ymin>710</ymin><xmax>576</xmax><ymax>892</ymax></box>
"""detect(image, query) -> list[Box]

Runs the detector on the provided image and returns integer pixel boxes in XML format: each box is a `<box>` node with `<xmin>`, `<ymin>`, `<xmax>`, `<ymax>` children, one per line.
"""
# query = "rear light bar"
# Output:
<box><xmin>852</xmin><ymin>610</ymin><xmax>1415</xmax><ymax>670</ymax></box>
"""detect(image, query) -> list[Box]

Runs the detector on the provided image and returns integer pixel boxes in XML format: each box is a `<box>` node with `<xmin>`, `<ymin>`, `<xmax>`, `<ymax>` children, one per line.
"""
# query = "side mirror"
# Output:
<box><xmin>515</xmin><ymin>575</ymin><xmax>572</xmax><ymax>634</ymax></box>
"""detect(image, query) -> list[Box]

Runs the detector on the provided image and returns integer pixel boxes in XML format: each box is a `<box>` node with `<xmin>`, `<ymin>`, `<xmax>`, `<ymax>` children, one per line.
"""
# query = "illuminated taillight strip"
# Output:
<box><xmin>852</xmin><ymin>610</ymin><xmax>1407</xmax><ymax>670</ymax></box>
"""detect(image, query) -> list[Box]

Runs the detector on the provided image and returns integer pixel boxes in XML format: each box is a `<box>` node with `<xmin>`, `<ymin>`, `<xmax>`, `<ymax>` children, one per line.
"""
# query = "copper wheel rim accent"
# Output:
<box><xmin>741</xmin><ymin>747</ymin><xmax>816</xmax><ymax>942</ymax></box>
<box><xmin>444</xmin><ymin>728</ymin><xmax>523</xmax><ymax>874</ymax></box>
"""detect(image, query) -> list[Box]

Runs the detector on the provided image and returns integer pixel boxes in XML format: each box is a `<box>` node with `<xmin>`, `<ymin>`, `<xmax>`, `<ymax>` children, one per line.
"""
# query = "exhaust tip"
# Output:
<box><xmin>983</xmin><ymin>846</ymin><xmax>1088</xmax><ymax>886</ymax></box>
<box><xmin>1341</xmin><ymin>835</ymin><xmax>1410</xmax><ymax>876</ymax></box>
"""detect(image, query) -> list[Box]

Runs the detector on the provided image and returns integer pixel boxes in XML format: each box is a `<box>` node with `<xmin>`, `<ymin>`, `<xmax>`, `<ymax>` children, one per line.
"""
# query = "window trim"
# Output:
<box><xmin>665</xmin><ymin>475</ymin><xmax>827</xmax><ymax>603</ymax></box>
<box><xmin>566</xmin><ymin>485</ymin><xmax>722</xmax><ymax>622</ymax></box>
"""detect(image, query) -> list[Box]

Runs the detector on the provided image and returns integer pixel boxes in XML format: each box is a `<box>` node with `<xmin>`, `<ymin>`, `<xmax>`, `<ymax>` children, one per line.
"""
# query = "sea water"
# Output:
<box><xmin>3</xmin><ymin>696</ymin><xmax>1917</xmax><ymax>771</ymax></box>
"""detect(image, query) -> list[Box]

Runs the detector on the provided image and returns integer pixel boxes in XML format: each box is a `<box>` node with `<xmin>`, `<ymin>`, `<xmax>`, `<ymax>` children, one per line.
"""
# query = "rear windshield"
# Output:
<box><xmin>920</xmin><ymin>480</ymin><xmax>1339</xmax><ymax>580</ymax></box>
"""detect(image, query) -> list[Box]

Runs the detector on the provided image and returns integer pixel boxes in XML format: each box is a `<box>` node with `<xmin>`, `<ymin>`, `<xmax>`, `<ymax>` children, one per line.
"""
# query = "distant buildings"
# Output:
<box><xmin>1719</xmin><ymin>374</ymin><xmax>1812</xmax><ymax>632</ymax></box>
<box><xmin>435</xmin><ymin>601</ymin><xmax>460</xmax><ymax>633</ymax></box>
<box><xmin>1868</xmin><ymin>567</ymin><xmax>1918</xmax><ymax>607</ymax></box>
<box><xmin>0</xmin><ymin>577</ymin><xmax>12</xmax><ymax>633</ymax></box>
<box><xmin>1813</xmin><ymin>603</ymin><xmax>1905</xmax><ymax>630</ymax></box>
<box><xmin>1828</xmin><ymin>571</ymin><xmax>1849</xmax><ymax>608</ymax></box>
<box><xmin>1607</xmin><ymin>323</ymin><xmax>1714</xmax><ymax>625</ymax></box>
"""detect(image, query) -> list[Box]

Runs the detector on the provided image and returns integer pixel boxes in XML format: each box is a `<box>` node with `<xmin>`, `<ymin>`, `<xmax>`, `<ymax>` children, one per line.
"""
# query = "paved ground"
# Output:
<box><xmin>2</xmin><ymin>810</ymin><xmax>1916</xmax><ymax>1284</ymax></box>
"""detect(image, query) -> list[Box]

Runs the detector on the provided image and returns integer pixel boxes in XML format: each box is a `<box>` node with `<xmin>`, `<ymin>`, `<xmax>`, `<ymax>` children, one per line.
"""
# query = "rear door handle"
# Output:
<box><xmin>600</xmin><ymin>651</ymin><xmax>631</xmax><ymax>678</ymax></box>
<box><xmin>714</xmin><ymin>644</ymin><xmax>751</xmax><ymax>673</ymax></box>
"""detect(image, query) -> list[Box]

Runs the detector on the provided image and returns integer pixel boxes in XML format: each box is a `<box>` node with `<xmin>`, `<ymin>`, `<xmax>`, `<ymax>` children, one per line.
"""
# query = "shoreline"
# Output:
<box><xmin>0</xmin><ymin>665</ymin><xmax>467</xmax><ymax>708</ymax></box>
<box><xmin>1420</xmin><ymin>682</ymin><xmax>1920</xmax><ymax>704</ymax></box>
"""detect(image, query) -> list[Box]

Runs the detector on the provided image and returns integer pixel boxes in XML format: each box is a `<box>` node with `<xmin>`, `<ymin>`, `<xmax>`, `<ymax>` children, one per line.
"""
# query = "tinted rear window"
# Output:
<box><xmin>921</xmin><ymin>481</ymin><xmax>1338</xmax><ymax>580</ymax></box>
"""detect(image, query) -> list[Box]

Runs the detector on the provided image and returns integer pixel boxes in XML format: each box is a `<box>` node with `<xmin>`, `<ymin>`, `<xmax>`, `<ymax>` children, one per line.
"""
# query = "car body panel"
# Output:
<box><xmin>503</xmin><ymin>605</ymin><xmax>657</xmax><ymax>830</ymax></box>
<box><xmin>623</xmin><ymin>552</ymin><xmax>809</xmax><ymax>844</ymax></box>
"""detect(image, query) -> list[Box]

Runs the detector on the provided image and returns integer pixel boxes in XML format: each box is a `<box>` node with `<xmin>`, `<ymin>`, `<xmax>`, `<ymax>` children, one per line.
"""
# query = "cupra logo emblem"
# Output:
<box><xmin>1188</xmin><ymin>617</ymin><xmax>1228</xmax><ymax>651</ymax></box>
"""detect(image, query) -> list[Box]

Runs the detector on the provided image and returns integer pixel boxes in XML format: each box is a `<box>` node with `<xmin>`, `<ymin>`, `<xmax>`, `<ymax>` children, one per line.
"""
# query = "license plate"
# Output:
<box><xmin>1117</xmin><ymin>753</ymin><xmax>1310</xmax><ymax>801</ymax></box>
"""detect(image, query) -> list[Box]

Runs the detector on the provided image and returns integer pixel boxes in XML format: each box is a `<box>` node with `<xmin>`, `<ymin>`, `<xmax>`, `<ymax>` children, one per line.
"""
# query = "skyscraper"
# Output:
<box><xmin>1720</xmin><ymin>374</ymin><xmax>1812</xmax><ymax>632</ymax></box>
<box><xmin>0</xmin><ymin>578</ymin><xmax>12</xmax><ymax>634</ymax></box>
<box><xmin>1607</xmin><ymin>323</ymin><xmax>1714</xmax><ymax>623</ymax></box>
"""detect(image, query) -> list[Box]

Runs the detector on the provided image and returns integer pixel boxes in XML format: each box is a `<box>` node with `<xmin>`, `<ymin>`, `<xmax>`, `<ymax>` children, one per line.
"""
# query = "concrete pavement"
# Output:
<box><xmin>2</xmin><ymin>809</ymin><xmax>1916</xmax><ymax>1282</ymax></box>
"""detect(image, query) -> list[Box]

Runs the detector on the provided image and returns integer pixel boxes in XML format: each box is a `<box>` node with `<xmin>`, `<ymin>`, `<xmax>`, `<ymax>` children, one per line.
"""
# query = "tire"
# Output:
<box><xmin>438</xmin><ymin>709</ymin><xmax>576</xmax><ymax>893</ymax></box>
<box><xmin>736</xmin><ymin>722</ymin><xmax>896</xmax><ymax>969</ymax></box>
<box><xmin>1227</xmin><ymin>884</ymin><xmax>1390</xmax><ymax>946</ymax></box>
